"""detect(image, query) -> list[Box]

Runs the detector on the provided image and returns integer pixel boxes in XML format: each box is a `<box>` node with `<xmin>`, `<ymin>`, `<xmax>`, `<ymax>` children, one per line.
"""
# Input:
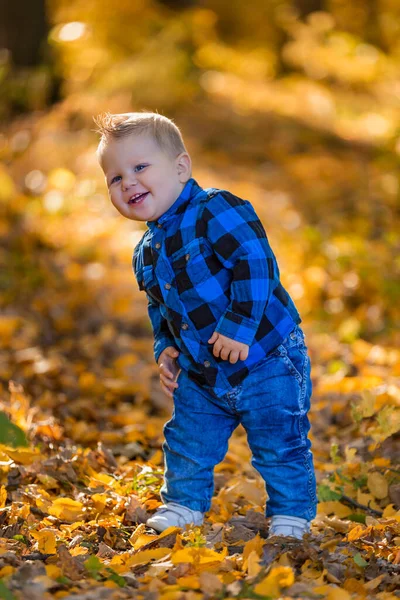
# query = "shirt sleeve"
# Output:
<box><xmin>146</xmin><ymin>294</ymin><xmax>178</xmax><ymax>363</ymax></box>
<box><xmin>204</xmin><ymin>191</ymin><xmax>276</xmax><ymax>346</ymax></box>
<box><xmin>132</xmin><ymin>239</ymin><xmax>177</xmax><ymax>363</ymax></box>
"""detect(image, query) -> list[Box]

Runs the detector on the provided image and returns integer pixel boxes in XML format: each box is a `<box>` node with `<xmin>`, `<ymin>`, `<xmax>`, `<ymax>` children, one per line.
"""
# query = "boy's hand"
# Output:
<box><xmin>158</xmin><ymin>347</ymin><xmax>181</xmax><ymax>398</ymax></box>
<box><xmin>208</xmin><ymin>332</ymin><xmax>249</xmax><ymax>363</ymax></box>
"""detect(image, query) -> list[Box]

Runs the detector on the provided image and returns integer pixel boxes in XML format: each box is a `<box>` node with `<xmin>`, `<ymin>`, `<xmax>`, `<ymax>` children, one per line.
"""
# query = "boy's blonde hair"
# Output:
<box><xmin>94</xmin><ymin>112</ymin><xmax>188</xmax><ymax>163</ymax></box>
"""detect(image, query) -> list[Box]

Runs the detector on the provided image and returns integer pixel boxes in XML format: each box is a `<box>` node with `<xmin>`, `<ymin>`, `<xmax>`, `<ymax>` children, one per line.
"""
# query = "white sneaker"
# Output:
<box><xmin>146</xmin><ymin>502</ymin><xmax>204</xmax><ymax>532</ymax></box>
<box><xmin>269</xmin><ymin>515</ymin><xmax>310</xmax><ymax>540</ymax></box>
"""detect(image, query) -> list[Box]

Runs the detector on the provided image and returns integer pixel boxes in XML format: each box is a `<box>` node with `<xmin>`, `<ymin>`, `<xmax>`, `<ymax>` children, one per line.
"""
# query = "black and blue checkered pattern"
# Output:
<box><xmin>133</xmin><ymin>178</ymin><xmax>301</xmax><ymax>397</ymax></box>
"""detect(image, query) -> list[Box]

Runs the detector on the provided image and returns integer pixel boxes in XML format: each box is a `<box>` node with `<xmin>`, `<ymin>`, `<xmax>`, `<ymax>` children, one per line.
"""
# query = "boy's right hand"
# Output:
<box><xmin>157</xmin><ymin>347</ymin><xmax>181</xmax><ymax>398</ymax></box>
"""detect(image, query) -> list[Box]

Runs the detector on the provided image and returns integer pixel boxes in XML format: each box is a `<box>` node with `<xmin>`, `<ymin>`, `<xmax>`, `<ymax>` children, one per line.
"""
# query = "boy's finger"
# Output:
<box><xmin>229</xmin><ymin>351</ymin><xmax>239</xmax><ymax>364</ymax></box>
<box><xmin>165</xmin><ymin>348</ymin><xmax>179</xmax><ymax>358</ymax></box>
<box><xmin>160</xmin><ymin>382</ymin><xmax>174</xmax><ymax>398</ymax></box>
<box><xmin>220</xmin><ymin>347</ymin><xmax>230</xmax><ymax>361</ymax></box>
<box><xmin>208</xmin><ymin>332</ymin><xmax>218</xmax><ymax>344</ymax></box>
<box><xmin>239</xmin><ymin>347</ymin><xmax>249</xmax><ymax>361</ymax></box>
<box><xmin>160</xmin><ymin>373</ymin><xmax>178</xmax><ymax>388</ymax></box>
<box><xmin>212</xmin><ymin>340</ymin><xmax>222</xmax><ymax>357</ymax></box>
<box><xmin>159</xmin><ymin>366</ymin><xmax>174</xmax><ymax>379</ymax></box>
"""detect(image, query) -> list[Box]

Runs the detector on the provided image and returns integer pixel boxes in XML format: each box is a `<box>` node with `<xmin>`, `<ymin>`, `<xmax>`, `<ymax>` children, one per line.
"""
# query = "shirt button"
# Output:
<box><xmin>185</xmin><ymin>254</ymin><xmax>190</xmax><ymax>261</ymax></box>
<box><xmin>155</xmin><ymin>243</ymin><xmax>161</xmax><ymax>249</ymax></box>
<box><xmin>164</xmin><ymin>283</ymin><xmax>171</xmax><ymax>290</ymax></box>
<box><xmin>157</xmin><ymin>223</ymin><xmax>163</xmax><ymax>229</ymax></box>
<box><xmin>181</xmin><ymin>323</ymin><xmax>189</xmax><ymax>330</ymax></box>
<box><xmin>204</xmin><ymin>360</ymin><xmax>211</xmax><ymax>368</ymax></box>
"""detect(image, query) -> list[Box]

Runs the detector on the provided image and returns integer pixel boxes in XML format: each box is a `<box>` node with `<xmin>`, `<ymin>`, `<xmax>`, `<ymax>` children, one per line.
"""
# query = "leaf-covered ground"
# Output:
<box><xmin>0</xmin><ymin>97</ymin><xmax>399</xmax><ymax>600</ymax></box>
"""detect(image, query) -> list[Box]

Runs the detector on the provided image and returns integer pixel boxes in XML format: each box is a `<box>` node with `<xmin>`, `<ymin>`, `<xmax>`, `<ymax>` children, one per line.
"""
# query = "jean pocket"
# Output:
<box><xmin>272</xmin><ymin>343</ymin><xmax>307</xmax><ymax>384</ymax></box>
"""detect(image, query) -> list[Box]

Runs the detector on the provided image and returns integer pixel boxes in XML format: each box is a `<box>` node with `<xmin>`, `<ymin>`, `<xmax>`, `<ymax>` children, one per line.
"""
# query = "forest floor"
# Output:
<box><xmin>0</xmin><ymin>98</ymin><xmax>399</xmax><ymax>599</ymax></box>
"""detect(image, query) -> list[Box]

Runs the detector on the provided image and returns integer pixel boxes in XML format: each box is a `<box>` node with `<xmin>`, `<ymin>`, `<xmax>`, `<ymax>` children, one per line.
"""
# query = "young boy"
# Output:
<box><xmin>95</xmin><ymin>111</ymin><xmax>318</xmax><ymax>539</ymax></box>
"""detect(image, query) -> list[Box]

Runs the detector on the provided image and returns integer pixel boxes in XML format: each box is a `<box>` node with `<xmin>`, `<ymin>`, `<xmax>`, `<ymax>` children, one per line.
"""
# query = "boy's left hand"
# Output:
<box><xmin>208</xmin><ymin>332</ymin><xmax>249</xmax><ymax>363</ymax></box>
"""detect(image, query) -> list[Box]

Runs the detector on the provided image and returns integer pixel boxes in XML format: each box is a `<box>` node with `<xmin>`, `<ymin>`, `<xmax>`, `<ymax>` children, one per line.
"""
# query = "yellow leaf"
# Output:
<box><xmin>364</xmin><ymin>574</ymin><xmax>385</xmax><ymax>590</ymax></box>
<box><xmin>242</xmin><ymin>533</ymin><xmax>265</xmax><ymax>562</ymax></box>
<box><xmin>91</xmin><ymin>493</ymin><xmax>107</xmax><ymax>513</ymax></box>
<box><xmin>131</xmin><ymin>533</ymin><xmax>158</xmax><ymax>550</ymax></box>
<box><xmin>59</xmin><ymin>521</ymin><xmax>85</xmax><ymax>533</ymax></box>
<box><xmin>383</xmin><ymin>504</ymin><xmax>397</xmax><ymax>518</ymax></box>
<box><xmin>347</xmin><ymin>525</ymin><xmax>366</xmax><ymax>541</ymax></box>
<box><xmin>367</xmin><ymin>471</ymin><xmax>388</xmax><ymax>499</ymax></box>
<box><xmin>87</xmin><ymin>467</ymin><xmax>116</xmax><ymax>487</ymax></box>
<box><xmin>158</xmin><ymin>526</ymin><xmax>181</xmax><ymax>539</ymax></box>
<box><xmin>326</xmin><ymin>587</ymin><xmax>352</xmax><ymax>600</ymax></box>
<box><xmin>171</xmin><ymin>546</ymin><xmax>227</xmax><ymax>565</ymax></box>
<box><xmin>176</xmin><ymin>575</ymin><xmax>200</xmax><ymax>589</ymax></box>
<box><xmin>254</xmin><ymin>566</ymin><xmax>294</xmax><ymax>598</ymax></box>
<box><xmin>36</xmin><ymin>496</ymin><xmax>52</xmax><ymax>512</ymax></box>
<box><xmin>149</xmin><ymin>449</ymin><xmax>163</xmax><ymax>465</ymax></box>
<box><xmin>109</xmin><ymin>548</ymin><xmax>171</xmax><ymax>573</ymax></box>
<box><xmin>317</xmin><ymin>501</ymin><xmax>353</xmax><ymax>518</ymax></box>
<box><xmin>15</xmin><ymin>503</ymin><xmax>30</xmax><ymax>520</ymax></box>
<box><xmin>344</xmin><ymin>446</ymin><xmax>358</xmax><ymax>462</ymax></box>
<box><xmin>246</xmin><ymin>550</ymin><xmax>262</xmax><ymax>578</ymax></box>
<box><xmin>159</xmin><ymin>586</ymin><xmax>182</xmax><ymax>600</ymax></box>
<box><xmin>70</xmin><ymin>546</ymin><xmax>88</xmax><ymax>556</ymax></box>
<box><xmin>313</xmin><ymin>584</ymin><xmax>332</xmax><ymax>594</ymax></box>
<box><xmin>0</xmin><ymin>566</ymin><xmax>14</xmax><ymax>577</ymax></box>
<box><xmin>48</xmin><ymin>498</ymin><xmax>84</xmax><ymax>522</ymax></box>
<box><xmin>31</xmin><ymin>529</ymin><xmax>57</xmax><ymax>554</ymax></box>
<box><xmin>0</xmin><ymin>317</ymin><xmax>20</xmax><ymax>344</ymax></box>
<box><xmin>104</xmin><ymin>580</ymin><xmax>120</xmax><ymax>589</ymax></box>
<box><xmin>357</xmin><ymin>489</ymin><xmax>375</xmax><ymax>506</ymax></box>
<box><xmin>0</xmin><ymin>446</ymin><xmax>41</xmax><ymax>465</ymax></box>
<box><xmin>373</xmin><ymin>457</ymin><xmax>391</xmax><ymax>467</ymax></box>
<box><xmin>0</xmin><ymin>485</ymin><xmax>7</xmax><ymax>508</ymax></box>
<box><xmin>46</xmin><ymin>565</ymin><xmax>62</xmax><ymax>578</ymax></box>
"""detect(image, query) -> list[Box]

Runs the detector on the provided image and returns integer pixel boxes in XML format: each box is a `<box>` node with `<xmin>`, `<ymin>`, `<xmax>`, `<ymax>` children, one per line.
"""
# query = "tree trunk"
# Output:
<box><xmin>0</xmin><ymin>0</ymin><xmax>49</xmax><ymax>67</ymax></box>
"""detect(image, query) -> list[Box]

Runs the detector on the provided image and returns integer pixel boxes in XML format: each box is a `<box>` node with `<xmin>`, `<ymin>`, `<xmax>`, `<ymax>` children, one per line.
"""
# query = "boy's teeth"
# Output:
<box><xmin>130</xmin><ymin>192</ymin><xmax>147</xmax><ymax>203</ymax></box>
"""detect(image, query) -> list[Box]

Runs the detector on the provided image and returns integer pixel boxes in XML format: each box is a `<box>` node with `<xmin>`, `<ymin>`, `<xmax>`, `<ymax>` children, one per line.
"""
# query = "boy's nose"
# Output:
<box><xmin>122</xmin><ymin>180</ymin><xmax>137</xmax><ymax>191</ymax></box>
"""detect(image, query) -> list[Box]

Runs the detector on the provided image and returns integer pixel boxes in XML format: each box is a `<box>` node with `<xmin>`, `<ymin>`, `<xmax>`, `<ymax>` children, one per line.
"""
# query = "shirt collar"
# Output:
<box><xmin>147</xmin><ymin>178</ymin><xmax>203</xmax><ymax>230</ymax></box>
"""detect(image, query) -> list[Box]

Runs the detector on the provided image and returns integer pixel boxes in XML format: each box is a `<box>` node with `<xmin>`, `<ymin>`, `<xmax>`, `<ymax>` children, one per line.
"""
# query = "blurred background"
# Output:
<box><xmin>0</xmin><ymin>0</ymin><xmax>399</xmax><ymax>448</ymax></box>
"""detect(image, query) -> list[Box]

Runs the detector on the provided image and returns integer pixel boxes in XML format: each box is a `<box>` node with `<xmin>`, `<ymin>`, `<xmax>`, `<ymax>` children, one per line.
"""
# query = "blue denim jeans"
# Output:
<box><xmin>160</xmin><ymin>324</ymin><xmax>318</xmax><ymax>521</ymax></box>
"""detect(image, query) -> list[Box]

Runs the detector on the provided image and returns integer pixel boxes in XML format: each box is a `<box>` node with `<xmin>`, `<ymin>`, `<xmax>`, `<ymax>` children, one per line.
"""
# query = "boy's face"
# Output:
<box><xmin>101</xmin><ymin>133</ymin><xmax>191</xmax><ymax>222</ymax></box>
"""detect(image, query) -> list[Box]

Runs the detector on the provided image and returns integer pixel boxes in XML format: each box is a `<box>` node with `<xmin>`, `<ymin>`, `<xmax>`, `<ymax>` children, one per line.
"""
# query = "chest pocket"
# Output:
<box><xmin>171</xmin><ymin>238</ymin><xmax>211</xmax><ymax>293</ymax></box>
<box><xmin>138</xmin><ymin>265</ymin><xmax>163</xmax><ymax>304</ymax></box>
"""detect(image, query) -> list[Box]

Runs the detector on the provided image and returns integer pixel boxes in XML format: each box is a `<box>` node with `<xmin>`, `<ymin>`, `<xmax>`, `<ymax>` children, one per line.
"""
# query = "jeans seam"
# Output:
<box><xmin>303</xmin><ymin>451</ymin><xmax>318</xmax><ymax>519</ymax></box>
<box><xmin>299</xmin><ymin>354</ymin><xmax>317</xmax><ymax>519</ymax></box>
<box><xmin>277</xmin><ymin>343</ymin><xmax>304</xmax><ymax>383</ymax></box>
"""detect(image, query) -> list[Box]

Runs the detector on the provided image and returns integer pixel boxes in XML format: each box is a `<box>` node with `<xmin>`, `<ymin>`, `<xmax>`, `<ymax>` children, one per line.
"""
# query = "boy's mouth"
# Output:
<box><xmin>128</xmin><ymin>192</ymin><xmax>149</xmax><ymax>204</ymax></box>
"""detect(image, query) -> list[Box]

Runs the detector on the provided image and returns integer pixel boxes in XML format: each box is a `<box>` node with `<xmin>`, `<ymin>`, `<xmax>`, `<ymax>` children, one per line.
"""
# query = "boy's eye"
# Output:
<box><xmin>134</xmin><ymin>164</ymin><xmax>146</xmax><ymax>172</ymax></box>
<box><xmin>110</xmin><ymin>175</ymin><xmax>121</xmax><ymax>185</ymax></box>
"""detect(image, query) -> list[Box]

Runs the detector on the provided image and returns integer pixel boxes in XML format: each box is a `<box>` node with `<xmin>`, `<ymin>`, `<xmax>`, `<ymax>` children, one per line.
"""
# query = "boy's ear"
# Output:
<box><xmin>176</xmin><ymin>152</ymin><xmax>192</xmax><ymax>183</ymax></box>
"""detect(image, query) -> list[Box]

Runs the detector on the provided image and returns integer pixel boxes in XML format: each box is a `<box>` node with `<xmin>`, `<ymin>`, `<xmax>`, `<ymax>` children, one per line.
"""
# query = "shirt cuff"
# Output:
<box><xmin>215</xmin><ymin>310</ymin><xmax>258</xmax><ymax>346</ymax></box>
<box><xmin>154</xmin><ymin>336</ymin><xmax>177</xmax><ymax>364</ymax></box>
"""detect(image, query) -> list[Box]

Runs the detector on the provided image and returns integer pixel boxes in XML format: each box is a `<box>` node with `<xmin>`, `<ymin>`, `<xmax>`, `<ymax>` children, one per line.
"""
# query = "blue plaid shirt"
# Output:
<box><xmin>132</xmin><ymin>178</ymin><xmax>301</xmax><ymax>397</ymax></box>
